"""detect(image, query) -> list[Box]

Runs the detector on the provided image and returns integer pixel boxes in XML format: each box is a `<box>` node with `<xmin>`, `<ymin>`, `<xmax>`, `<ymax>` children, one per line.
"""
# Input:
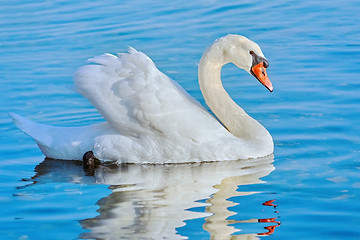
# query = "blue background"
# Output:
<box><xmin>1</xmin><ymin>0</ymin><xmax>360</xmax><ymax>239</ymax></box>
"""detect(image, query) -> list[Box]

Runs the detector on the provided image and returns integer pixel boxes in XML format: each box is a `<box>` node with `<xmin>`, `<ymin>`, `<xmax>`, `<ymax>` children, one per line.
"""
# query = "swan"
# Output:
<box><xmin>10</xmin><ymin>34</ymin><xmax>274</xmax><ymax>164</ymax></box>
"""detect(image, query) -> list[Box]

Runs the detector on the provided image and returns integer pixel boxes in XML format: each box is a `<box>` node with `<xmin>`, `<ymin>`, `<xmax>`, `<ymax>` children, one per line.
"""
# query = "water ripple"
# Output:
<box><xmin>1</xmin><ymin>0</ymin><xmax>360</xmax><ymax>239</ymax></box>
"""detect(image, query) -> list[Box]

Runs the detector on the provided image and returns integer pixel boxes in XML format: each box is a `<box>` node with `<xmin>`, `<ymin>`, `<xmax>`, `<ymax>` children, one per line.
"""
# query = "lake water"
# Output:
<box><xmin>1</xmin><ymin>0</ymin><xmax>360</xmax><ymax>239</ymax></box>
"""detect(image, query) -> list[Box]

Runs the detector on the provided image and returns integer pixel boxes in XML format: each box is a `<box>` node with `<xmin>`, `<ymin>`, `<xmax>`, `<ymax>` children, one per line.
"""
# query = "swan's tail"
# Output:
<box><xmin>9</xmin><ymin>112</ymin><xmax>53</xmax><ymax>147</ymax></box>
<box><xmin>9</xmin><ymin>112</ymin><xmax>107</xmax><ymax>160</ymax></box>
<box><xmin>9</xmin><ymin>112</ymin><xmax>86</xmax><ymax>160</ymax></box>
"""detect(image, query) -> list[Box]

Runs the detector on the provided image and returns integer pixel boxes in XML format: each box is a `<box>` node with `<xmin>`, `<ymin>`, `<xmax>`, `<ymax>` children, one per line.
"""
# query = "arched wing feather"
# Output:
<box><xmin>74</xmin><ymin>48</ymin><xmax>223</xmax><ymax>140</ymax></box>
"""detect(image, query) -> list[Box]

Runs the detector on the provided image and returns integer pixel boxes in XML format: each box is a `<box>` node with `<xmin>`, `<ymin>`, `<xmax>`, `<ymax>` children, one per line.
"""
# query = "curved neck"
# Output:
<box><xmin>198</xmin><ymin>43</ymin><xmax>271</xmax><ymax>141</ymax></box>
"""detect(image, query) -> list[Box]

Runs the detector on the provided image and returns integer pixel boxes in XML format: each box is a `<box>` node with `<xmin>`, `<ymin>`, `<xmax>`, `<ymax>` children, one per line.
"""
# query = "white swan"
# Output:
<box><xmin>10</xmin><ymin>34</ymin><xmax>274</xmax><ymax>163</ymax></box>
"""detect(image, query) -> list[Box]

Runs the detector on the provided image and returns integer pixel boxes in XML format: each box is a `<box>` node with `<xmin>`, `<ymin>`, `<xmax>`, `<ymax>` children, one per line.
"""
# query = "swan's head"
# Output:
<box><xmin>218</xmin><ymin>34</ymin><xmax>273</xmax><ymax>92</ymax></box>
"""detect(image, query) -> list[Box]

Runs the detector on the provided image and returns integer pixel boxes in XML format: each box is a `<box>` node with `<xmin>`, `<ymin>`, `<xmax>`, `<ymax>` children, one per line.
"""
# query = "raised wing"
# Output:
<box><xmin>74</xmin><ymin>48</ymin><xmax>224</xmax><ymax>141</ymax></box>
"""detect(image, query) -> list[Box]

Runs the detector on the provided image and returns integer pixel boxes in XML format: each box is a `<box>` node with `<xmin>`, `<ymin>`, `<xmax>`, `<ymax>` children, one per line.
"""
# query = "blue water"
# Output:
<box><xmin>1</xmin><ymin>0</ymin><xmax>360</xmax><ymax>239</ymax></box>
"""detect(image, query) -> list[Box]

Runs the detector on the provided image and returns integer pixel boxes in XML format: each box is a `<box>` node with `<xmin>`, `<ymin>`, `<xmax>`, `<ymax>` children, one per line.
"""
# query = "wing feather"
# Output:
<box><xmin>74</xmin><ymin>48</ymin><xmax>224</xmax><ymax>140</ymax></box>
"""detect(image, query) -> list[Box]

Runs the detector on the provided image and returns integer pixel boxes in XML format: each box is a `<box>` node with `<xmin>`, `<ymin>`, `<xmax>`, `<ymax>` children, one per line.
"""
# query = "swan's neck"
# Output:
<box><xmin>198</xmin><ymin>43</ymin><xmax>271</xmax><ymax>142</ymax></box>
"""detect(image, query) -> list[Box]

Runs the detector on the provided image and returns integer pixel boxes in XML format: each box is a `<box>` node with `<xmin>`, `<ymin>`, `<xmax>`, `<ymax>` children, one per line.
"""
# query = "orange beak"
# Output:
<box><xmin>251</xmin><ymin>62</ymin><xmax>273</xmax><ymax>92</ymax></box>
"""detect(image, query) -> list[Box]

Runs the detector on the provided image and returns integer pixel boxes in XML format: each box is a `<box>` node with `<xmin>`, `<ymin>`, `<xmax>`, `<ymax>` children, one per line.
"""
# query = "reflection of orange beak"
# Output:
<box><xmin>251</xmin><ymin>62</ymin><xmax>273</xmax><ymax>92</ymax></box>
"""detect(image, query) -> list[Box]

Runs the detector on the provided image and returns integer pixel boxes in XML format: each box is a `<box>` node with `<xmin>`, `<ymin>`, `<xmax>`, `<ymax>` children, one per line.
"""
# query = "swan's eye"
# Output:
<box><xmin>249</xmin><ymin>50</ymin><xmax>255</xmax><ymax>55</ymax></box>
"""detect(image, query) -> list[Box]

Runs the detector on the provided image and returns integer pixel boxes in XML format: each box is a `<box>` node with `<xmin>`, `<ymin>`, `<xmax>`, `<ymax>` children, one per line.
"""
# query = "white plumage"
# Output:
<box><xmin>10</xmin><ymin>35</ymin><xmax>274</xmax><ymax>163</ymax></box>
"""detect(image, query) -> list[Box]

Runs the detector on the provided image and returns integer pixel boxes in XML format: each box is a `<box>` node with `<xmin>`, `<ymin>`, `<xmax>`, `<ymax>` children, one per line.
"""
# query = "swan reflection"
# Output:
<box><xmin>29</xmin><ymin>155</ymin><xmax>276</xmax><ymax>239</ymax></box>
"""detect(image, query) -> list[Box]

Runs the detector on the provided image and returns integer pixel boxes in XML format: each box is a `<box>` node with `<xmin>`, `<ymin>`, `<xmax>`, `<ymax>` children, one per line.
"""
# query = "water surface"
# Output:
<box><xmin>1</xmin><ymin>0</ymin><xmax>360</xmax><ymax>239</ymax></box>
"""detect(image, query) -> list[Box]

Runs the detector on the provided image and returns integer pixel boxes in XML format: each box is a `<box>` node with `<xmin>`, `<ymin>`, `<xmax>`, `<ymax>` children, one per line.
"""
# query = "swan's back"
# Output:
<box><xmin>74</xmin><ymin>48</ymin><xmax>227</xmax><ymax>142</ymax></box>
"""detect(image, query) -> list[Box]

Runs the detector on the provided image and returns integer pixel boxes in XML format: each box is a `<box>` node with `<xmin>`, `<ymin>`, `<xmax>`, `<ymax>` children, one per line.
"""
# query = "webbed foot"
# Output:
<box><xmin>83</xmin><ymin>151</ymin><xmax>100</xmax><ymax>176</ymax></box>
